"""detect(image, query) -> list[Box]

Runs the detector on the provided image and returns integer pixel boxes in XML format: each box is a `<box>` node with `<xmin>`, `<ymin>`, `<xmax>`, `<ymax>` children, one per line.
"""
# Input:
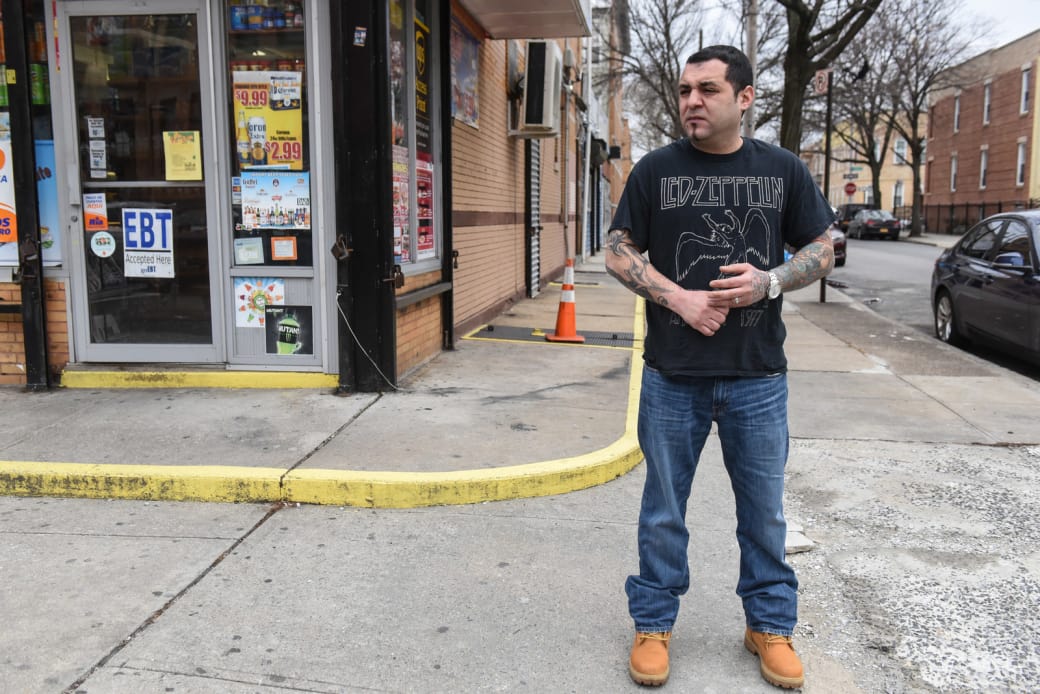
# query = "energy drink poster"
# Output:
<box><xmin>232</xmin><ymin>71</ymin><xmax>303</xmax><ymax>171</ymax></box>
<box><xmin>265</xmin><ymin>305</ymin><xmax>312</xmax><ymax>355</ymax></box>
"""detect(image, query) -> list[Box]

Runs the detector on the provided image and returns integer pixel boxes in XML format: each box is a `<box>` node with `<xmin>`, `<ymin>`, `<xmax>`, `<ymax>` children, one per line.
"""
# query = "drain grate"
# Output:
<box><xmin>467</xmin><ymin>325</ymin><xmax>636</xmax><ymax>347</ymax></box>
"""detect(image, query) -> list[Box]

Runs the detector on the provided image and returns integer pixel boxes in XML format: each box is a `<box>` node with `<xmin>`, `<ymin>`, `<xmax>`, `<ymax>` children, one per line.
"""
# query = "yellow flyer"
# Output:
<box><xmin>232</xmin><ymin>71</ymin><xmax>304</xmax><ymax>171</ymax></box>
<box><xmin>162</xmin><ymin>131</ymin><xmax>202</xmax><ymax>181</ymax></box>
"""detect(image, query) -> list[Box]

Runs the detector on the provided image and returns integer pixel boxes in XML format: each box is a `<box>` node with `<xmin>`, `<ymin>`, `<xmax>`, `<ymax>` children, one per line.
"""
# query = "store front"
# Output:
<box><xmin>1</xmin><ymin>0</ymin><xmax>595</xmax><ymax>391</ymax></box>
<box><xmin>54</xmin><ymin>0</ymin><xmax>334</xmax><ymax>368</ymax></box>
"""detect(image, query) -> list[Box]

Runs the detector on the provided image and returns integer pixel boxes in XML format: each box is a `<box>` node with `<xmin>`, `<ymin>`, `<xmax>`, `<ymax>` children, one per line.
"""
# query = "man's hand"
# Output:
<box><xmin>708</xmin><ymin>263</ymin><xmax>770</xmax><ymax>307</ymax></box>
<box><xmin>669</xmin><ymin>289</ymin><xmax>730</xmax><ymax>336</ymax></box>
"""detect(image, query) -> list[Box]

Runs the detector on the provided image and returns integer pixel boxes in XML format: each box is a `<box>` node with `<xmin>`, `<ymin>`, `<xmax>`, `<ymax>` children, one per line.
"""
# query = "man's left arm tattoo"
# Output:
<box><xmin>772</xmin><ymin>231</ymin><xmax>834</xmax><ymax>292</ymax></box>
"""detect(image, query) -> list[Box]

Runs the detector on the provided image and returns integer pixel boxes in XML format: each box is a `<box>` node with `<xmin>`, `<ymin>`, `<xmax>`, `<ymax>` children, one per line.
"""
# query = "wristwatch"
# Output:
<box><xmin>767</xmin><ymin>272</ymin><xmax>782</xmax><ymax>300</ymax></box>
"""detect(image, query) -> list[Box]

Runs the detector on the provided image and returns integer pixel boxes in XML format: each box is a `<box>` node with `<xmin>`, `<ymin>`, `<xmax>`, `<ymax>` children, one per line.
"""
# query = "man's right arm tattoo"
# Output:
<box><xmin>605</xmin><ymin>229</ymin><xmax>674</xmax><ymax>307</ymax></box>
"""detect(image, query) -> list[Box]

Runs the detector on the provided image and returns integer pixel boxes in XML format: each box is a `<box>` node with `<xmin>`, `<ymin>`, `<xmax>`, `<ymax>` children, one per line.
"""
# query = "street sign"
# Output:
<box><xmin>813</xmin><ymin>69</ymin><xmax>831</xmax><ymax>96</ymax></box>
<box><xmin>843</xmin><ymin>173</ymin><xmax>858</xmax><ymax>180</ymax></box>
<box><xmin>844</xmin><ymin>182</ymin><xmax>857</xmax><ymax>195</ymax></box>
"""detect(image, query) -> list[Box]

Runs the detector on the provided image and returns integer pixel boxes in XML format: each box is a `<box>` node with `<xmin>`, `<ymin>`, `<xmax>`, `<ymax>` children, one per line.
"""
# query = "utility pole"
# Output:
<box><xmin>744</xmin><ymin>0</ymin><xmax>758</xmax><ymax>139</ymax></box>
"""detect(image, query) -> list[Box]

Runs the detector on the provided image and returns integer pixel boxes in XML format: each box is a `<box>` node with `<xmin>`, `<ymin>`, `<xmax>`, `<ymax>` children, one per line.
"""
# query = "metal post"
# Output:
<box><xmin>820</xmin><ymin>69</ymin><xmax>833</xmax><ymax>304</ymax></box>
<box><xmin>743</xmin><ymin>0</ymin><xmax>757</xmax><ymax>139</ymax></box>
<box><xmin>2</xmin><ymin>0</ymin><xmax>49</xmax><ymax>389</ymax></box>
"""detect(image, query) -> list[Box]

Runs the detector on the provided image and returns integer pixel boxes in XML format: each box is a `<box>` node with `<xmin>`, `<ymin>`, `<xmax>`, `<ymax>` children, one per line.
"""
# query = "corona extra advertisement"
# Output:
<box><xmin>232</xmin><ymin>70</ymin><xmax>304</xmax><ymax>171</ymax></box>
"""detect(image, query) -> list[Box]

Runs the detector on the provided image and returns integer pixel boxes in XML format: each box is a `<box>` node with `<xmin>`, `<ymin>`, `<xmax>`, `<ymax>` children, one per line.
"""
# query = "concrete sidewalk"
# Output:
<box><xmin>3</xmin><ymin>248</ymin><xmax>1039</xmax><ymax>508</ymax></box>
<box><xmin>4</xmin><ymin>252</ymin><xmax>1040</xmax><ymax>693</ymax></box>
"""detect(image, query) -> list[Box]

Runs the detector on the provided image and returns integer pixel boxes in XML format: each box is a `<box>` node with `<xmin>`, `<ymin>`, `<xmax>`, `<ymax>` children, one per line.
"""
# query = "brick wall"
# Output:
<box><xmin>0</xmin><ymin>279</ymin><xmax>69</xmax><ymax>386</ymax></box>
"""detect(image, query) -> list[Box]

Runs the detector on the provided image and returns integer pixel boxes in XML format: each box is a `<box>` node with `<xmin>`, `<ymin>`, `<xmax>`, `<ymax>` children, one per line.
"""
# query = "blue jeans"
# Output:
<box><xmin>626</xmin><ymin>366</ymin><xmax>798</xmax><ymax>636</ymax></box>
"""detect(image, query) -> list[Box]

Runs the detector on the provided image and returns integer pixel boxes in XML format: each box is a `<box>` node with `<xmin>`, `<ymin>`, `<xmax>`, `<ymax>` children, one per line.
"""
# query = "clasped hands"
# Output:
<box><xmin>670</xmin><ymin>263</ymin><xmax>769</xmax><ymax>337</ymax></box>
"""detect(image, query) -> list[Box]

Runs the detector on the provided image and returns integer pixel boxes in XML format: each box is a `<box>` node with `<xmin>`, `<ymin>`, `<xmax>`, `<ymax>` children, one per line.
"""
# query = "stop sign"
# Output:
<box><xmin>844</xmin><ymin>182</ymin><xmax>857</xmax><ymax>195</ymax></box>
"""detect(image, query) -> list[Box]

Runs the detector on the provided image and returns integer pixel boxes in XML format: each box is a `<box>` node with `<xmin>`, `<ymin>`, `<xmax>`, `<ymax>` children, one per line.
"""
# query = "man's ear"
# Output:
<box><xmin>738</xmin><ymin>85</ymin><xmax>755</xmax><ymax>111</ymax></box>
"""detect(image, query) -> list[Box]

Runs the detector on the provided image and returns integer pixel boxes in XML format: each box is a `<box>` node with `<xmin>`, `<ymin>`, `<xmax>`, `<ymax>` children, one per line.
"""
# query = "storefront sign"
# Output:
<box><xmin>233</xmin><ymin>237</ymin><xmax>264</xmax><ymax>265</ymax></box>
<box><xmin>232</xmin><ymin>70</ymin><xmax>304</xmax><ymax>170</ymax></box>
<box><xmin>162</xmin><ymin>131</ymin><xmax>202</xmax><ymax>181</ymax></box>
<box><xmin>392</xmin><ymin>145</ymin><xmax>409</xmax><ymax>263</ymax></box>
<box><xmin>122</xmin><ymin>208</ymin><xmax>174</xmax><ymax>278</ymax></box>
<box><xmin>35</xmin><ymin>140</ymin><xmax>61</xmax><ymax>264</ymax></box>
<box><xmin>239</xmin><ymin>172</ymin><xmax>310</xmax><ymax>230</ymax></box>
<box><xmin>83</xmin><ymin>192</ymin><xmax>108</xmax><ymax>231</ymax></box>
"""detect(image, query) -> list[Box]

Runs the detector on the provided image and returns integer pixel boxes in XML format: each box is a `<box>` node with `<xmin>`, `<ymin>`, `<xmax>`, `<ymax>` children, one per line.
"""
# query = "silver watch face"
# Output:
<box><xmin>768</xmin><ymin>274</ymin><xmax>781</xmax><ymax>299</ymax></box>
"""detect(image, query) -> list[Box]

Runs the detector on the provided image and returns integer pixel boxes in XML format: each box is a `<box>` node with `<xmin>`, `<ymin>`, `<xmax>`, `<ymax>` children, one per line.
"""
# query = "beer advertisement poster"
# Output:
<box><xmin>232</xmin><ymin>70</ymin><xmax>304</xmax><ymax>171</ymax></box>
<box><xmin>239</xmin><ymin>172</ymin><xmax>311</xmax><ymax>230</ymax></box>
<box><xmin>265</xmin><ymin>305</ymin><xmax>312</xmax><ymax>356</ymax></box>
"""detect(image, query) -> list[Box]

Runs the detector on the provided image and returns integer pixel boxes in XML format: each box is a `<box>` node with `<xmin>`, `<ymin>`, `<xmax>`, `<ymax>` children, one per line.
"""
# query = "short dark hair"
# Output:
<box><xmin>686</xmin><ymin>45</ymin><xmax>754</xmax><ymax>94</ymax></box>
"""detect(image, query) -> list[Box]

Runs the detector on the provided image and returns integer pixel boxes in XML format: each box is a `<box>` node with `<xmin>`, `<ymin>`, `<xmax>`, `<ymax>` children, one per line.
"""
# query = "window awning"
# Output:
<box><xmin>456</xmin><ymin>0</ymin><xmax>591</xmax><ymax>39</ymax></box>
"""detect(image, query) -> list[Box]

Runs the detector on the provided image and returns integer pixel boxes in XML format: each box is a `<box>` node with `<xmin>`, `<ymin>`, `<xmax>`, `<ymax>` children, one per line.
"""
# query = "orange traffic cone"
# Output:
<box><xmin>546</xmin><ymin>258</ymin><xmax>585</xmax><ymax>343</ymax></box>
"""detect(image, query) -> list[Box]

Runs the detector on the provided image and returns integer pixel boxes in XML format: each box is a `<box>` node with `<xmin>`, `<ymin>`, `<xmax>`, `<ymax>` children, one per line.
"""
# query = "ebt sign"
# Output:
<box><xmin>122</xmin><ymin>208</ymin><xmax>175</xmax><ymax>278</ymax></box>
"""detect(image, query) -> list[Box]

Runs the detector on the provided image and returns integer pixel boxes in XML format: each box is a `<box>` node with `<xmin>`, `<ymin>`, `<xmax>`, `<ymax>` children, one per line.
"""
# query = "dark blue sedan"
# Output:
<box><xmin>931</xmin><ymin>211</ymin><xmax>1040</xmax><ymax>364</ymax></box>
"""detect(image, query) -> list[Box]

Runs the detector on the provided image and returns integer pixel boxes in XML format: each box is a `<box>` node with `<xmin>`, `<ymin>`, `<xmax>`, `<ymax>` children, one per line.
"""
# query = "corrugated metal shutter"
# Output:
<box><xmin>525</xmin><ymin>139</ymin><xmax>542</xmax><ymax>298</ymax></box>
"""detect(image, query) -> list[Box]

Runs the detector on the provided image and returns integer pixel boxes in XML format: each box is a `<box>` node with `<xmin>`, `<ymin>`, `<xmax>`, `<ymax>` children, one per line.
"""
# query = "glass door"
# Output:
<box><xmin>58</xmin><ymin>0</ymin><xmax>222</xmax><ymax>362</ymax></box>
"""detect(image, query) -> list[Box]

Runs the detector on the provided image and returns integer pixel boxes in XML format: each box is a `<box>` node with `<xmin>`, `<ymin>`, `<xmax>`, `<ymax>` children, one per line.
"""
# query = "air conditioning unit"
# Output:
<box><xmin>518</xmin><ymin>40</ymin><xmax>562</xmax><ymax>138</ymax></box>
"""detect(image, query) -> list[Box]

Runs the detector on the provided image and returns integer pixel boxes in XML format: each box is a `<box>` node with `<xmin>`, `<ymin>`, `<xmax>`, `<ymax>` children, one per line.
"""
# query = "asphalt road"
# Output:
<box><xmin>831</xmin><ymin>238</ymin><xmax>1040</xmax><ymax>381</ymax></box>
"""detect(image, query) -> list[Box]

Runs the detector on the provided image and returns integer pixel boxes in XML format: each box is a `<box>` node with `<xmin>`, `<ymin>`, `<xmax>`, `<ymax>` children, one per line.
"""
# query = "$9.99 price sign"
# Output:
<box><xmin>232</xmin><ymin>71</ymin><xmax>304</xmax><ymax>171</ymax></box>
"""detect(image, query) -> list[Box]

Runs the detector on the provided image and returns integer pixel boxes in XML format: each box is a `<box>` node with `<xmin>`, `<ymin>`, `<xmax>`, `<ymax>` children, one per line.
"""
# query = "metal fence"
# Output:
<box><xmin>920</xmin><ymin>199</ymin><xmax>1040</xmax><ymax>236</ymax></box>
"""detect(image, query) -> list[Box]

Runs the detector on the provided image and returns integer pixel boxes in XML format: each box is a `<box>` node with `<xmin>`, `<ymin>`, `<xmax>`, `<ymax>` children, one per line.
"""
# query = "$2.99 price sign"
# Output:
<box><xmin>232</xmin><ymin>71</ymin><xmax>305</xmax><ymax>171</ymax></box>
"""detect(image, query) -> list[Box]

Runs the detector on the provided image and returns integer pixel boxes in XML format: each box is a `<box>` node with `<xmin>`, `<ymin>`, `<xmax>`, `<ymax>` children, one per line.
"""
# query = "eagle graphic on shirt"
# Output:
<box><xmin>675</xmin><ymin>208</ymin><xmax>772</xmax><ymax>284</ymax></box>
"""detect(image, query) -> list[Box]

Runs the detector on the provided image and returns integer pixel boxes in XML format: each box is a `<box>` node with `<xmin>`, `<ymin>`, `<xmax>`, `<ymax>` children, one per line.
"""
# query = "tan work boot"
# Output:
<box><xmin>629</xmin><ymin>631</ymin><xmax>671</xmax><ymax>686</ymax></box>
<box><xmin>744</xmin><ymin>628</ymin><xmax>804</xmax><ymax>688</ymax></box>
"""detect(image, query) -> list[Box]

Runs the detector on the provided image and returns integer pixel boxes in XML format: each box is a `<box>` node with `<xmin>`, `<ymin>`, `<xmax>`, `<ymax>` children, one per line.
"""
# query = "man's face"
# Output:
<box><xmin>678</xmin><ymin>59</ymin><xmax>753</xmax><ymax>154</ymax></box>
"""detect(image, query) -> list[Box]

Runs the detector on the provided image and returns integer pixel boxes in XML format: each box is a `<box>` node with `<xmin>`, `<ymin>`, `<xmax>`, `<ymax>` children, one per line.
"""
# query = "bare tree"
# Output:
<box><xmin>828</xmin><ymin>13</ymin><xmax>897</xmax><ymax>210</ymax></box>
<box><xmin>603</xmin><ymin>0</ymin><xmax>704</xmax><ymax>153</ymax></box>
<box><xmin>885</xmin><ymin>0</ymin><xmax>975</xmax><ymax>236</ymax></box>
<box><xmin>774</xmin><ymin>0</ymin><xmax>882</xmax><ymax>153</ymax></box>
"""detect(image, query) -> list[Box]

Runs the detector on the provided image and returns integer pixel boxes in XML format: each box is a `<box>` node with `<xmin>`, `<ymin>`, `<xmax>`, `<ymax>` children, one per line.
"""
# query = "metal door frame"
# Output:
<box><xmin>56</xmin><ymin>0</ymin><xmax>225</xmax><ymax>363</ymax></box>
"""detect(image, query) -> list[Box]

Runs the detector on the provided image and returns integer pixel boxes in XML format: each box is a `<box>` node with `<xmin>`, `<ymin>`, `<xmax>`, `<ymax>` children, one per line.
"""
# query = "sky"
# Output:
<box><xmin>959</xmin><ymin>0</ymin><xmax>1040</xmax><ymax>51</ymax></box>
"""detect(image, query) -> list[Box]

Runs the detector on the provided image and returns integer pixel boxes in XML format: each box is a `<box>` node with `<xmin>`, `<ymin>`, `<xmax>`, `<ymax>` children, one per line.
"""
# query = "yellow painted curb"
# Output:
<box><xmin>0</xmin><ymin>462</ymin><xmax>283</xmax><ymax>503</ymax></box>
<box><xmin>3</xmin><ymin>297</ymin><xmax>646</xmax><ymax>507</ymax></box>
<box><xmin>60</xmin><ymin>370</ymin><xmax>339</xmax><ymax>389</ymax></box>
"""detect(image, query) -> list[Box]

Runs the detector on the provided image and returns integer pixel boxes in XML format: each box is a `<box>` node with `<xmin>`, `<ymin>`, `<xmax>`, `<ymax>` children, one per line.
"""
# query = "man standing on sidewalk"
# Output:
<box><xmin>605</xmin><ymin>45</ymin><xmax>834</xmax><ymax>689</ymax></box>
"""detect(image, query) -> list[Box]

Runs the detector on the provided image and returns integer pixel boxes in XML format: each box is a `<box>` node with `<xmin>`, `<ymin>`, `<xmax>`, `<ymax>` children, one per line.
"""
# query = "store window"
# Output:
<box><xmin>389</xmin><ymin>0</ymin><xmax>440</xmax><ymax>270</ymax></box>
<box><xmin>226</xmin><ymin>0</ymin><xmax>312</xmax><ymax>267</ymax></box>
<box><xmin>0</xmin><ymin>0</ymin><xmax>58</xmax><ymax>268</ymax></box>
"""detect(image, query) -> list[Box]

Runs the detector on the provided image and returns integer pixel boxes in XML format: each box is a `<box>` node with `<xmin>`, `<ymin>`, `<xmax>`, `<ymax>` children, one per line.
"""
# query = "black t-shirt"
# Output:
<box><xmin>610</xmin><ymin>137</ymin><xmax>834</xmax><ymax>377</ymax></box>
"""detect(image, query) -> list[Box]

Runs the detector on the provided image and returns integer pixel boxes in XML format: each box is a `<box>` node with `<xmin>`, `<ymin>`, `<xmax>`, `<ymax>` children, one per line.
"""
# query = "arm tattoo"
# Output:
<box><xmin>605</xmin><ymin>229</ymin><xmax>675</xmax><ymax>306</ymax></box>
<box><xmin>772</xmin><ymin>231</ymin><xmax>834</xmax><ymax>292</ymax></box>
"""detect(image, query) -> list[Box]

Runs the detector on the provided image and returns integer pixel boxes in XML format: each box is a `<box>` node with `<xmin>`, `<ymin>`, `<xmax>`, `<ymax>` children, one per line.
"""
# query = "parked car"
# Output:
<box><xmin>835</xmin><ymin>203</ymin><xmax>871</xmax><ymax>232</ymax></box>
<box><xmin>829</xmin><ymin>224</ymin><xmax>847</xmax><ymax>267</ymax></box>
<box><xmin>931</xmin><ymin>211</ymin><xmax>1040</xmax><ymax>364</ymax></box>
<box><xmin>847</xmin><ymin>209</ymin><xmax>902</xmax><ymax>240</ymax></box>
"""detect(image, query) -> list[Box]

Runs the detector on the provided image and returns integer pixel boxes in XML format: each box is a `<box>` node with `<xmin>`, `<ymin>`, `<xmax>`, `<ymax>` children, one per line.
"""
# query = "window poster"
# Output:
<box><xmin>392</xmin><ymin>145</ymin><xmax>410</xmax><ymax>263</ymax></box>
<box><xmin>265</xmin><ymin>305</ymin><xmax>312</xmax><ymax>355</ymax></box>
<box><xmin>238</xmin><ymin>172</ymin><xmax>310</xmax><ymax>230</ymax></box>
<box><xmin>232</xmin><ymin>70</ymin><xmax>304</xmax><ymax>171</ymax></box>
<box><xmin>0</xmin><ymin>134</ymin><xmax>18</xmax><ymax>253</ymax></box>
<box><xmin>450</xmin><ymin>17</ymin><xmax>479</xmax><ymax>129</ymax></box>
<box><xmin>234</xmin><ymin>277</ymin><xmax>284</xmax><ymax>328</ymax></box>
<box><xmin>162</xmin><ymin>131</ymin><xmax>202</xmax><ymax>181</ymax></box>
<box><xmin>416</xmin><ymin>153</ymin><xmax>434</xmax><ymax>258</ymax></box>
<box><xmin>122</xmin><ymin>208</ymin><xmax>175</xmax><ymax>278</ymax></box>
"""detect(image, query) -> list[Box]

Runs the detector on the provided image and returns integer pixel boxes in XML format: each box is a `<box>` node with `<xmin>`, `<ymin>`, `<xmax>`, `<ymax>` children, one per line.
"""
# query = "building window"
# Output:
<box><xmin>390</xmin><ymin>0</ymin><xmax>442</xmax><ymax>268</ymax></box>
<box><xmin>979</xmin><ymin>148</ymin><xmax>988</xmax><ymax>190</ymax></box>
<box><xmin>983</xmin><ymin>82</ymin><xmax>991</xmax><ymax>124</ymax></box>
<box><xmin>950</xmin><ymin>155</ymin><xmax>957</xmax><ymax>192</ymax></box>
<box><xmin>894</xmin><ymin>137</ymin><xmax>908</xmax><ymax>165</ymax></box>
<box><xmin>1017</xmin><ymin>141</ymin><xmax>1027</xmax><ymax>187</ymax></box>
<box><xmin>1023</xmin><ymin>67</ymin><xmax>1032</xmax><ymax>115</ymax></box>
<box><xmin>893</xmin><ymin>181</ymin><xmax>904</xmax><ymax>208</ymax></box>
<box><xmin>953</xmin><ymin>94</ymin><xmax>960</xmax><ymax>132</ymax></box>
